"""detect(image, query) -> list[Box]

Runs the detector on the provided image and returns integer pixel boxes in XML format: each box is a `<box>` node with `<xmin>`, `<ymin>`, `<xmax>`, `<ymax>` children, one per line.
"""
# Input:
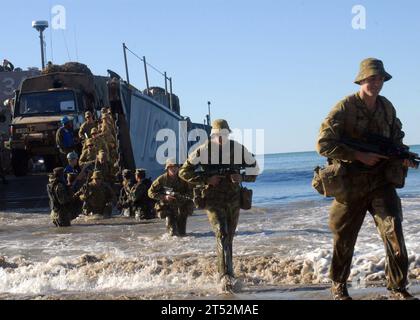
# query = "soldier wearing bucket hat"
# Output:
<box><xmin>354</xmin><ymin>58</ymin><xmax>392</xmax><ymax>84</ymax></box>
<box><xmin>130</xmin><ymin>168</ymin><xmax>155</xmax><ymax>220</ymax></box>
<box><xmin>148</xmin><ymin>158</ymin><xmax>193</xmax><ymax>236</ymax></box>
<box><xmin>47</xmin><ymin>167</ymin><xmax>74</xmax><ymax>227</ymax></box>
<box><xmin>117</xmin><ymin>169</ymin><xmax>135</xmax><ymax>217</ymax></box>
<box><xmin>316</xmin><ymin>58</ymin><xmax>418</xmax><ymax>300</ymax></box>
<box><xmin>210</xmin><ymin>119</ymin><xmax>232</xmax><ymax>136</ymax></box>
<box><xmin>78</xmin><ymin>111</ymin><xmax>96</xmax><ymax>141</ymax></box>
<box><xmin>79</xmin><ymin>138</ymin><xmax>98</xmax><ymax>168</ymax></box>
<box><xmin>89</xmin><ymin>127</ymin><xmax>109</xmax><ymax>160</ymax></box>
<box><xmin>179</xmin><ymin>118</ymin><xmax>259</xmax><ymax>293</ymax></box>
<box><xmin>75</xmin><ymin>170</ymin><xmax>115</xmax><ymax>217</ymax></box>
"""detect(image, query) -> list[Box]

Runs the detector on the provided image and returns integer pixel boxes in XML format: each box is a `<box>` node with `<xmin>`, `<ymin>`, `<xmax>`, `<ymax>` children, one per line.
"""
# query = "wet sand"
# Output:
<box><xmin>1</xmin><ymin>283</ymin><xmax>419</xmax><ymax>300</ymax></box>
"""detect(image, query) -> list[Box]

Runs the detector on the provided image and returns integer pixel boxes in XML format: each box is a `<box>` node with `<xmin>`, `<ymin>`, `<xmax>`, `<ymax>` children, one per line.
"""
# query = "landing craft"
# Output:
<box><xmin>4</xmin><ymin>61</ymin><xmax>210</xmax><ymax>177</ymax></box>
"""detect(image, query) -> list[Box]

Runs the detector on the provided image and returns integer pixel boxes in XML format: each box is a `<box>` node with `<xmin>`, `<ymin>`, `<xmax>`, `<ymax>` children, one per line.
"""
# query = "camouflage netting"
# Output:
<box><xmin>42</xmin><ymin>62</ymin><xmax>93</xmax><ymax>76</ymax></box>
<box><xmin>142</xmin><ymin>86</ymin><xmax>180</xmax><ymax>114</ymax></box>
<box><xmin>142</xmin><ymin>86</ymin><xmax>166</xmax><ymax>95</ymax></box>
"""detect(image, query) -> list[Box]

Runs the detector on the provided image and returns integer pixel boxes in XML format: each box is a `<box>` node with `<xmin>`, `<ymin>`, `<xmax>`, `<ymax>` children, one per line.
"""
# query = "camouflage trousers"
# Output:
<box><xmin>329</xmin><ymin>184</ymin><xmax>408</xmax><ymax>290</ymax></box>
<box><xmin>206</xmin><ymin>204</ymin><xmax>240</xmax><ymax>278</ymax></box>
<box><xmin>85</xmin><ymin>204</ymin><xmax>112</xmax><ymax>218</ymax></box>
<box><xmin>51</xmin><ymin>209</ymin><xmax>71</xmax><ymax>227</ymax></box>
<box><xmin>164</xmin><ymin>203</ymin><xmax>193</xmax><ymax>236</ymax></box>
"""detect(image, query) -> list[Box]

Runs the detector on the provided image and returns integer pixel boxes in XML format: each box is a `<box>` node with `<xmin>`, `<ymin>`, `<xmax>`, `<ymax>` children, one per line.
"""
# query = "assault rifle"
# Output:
<box><xmin>193</xmin><ymin>162</ymin><xmax>258</xmax><ymax>178</ymax></box>
<box><xmin>77</xmin><ymin>158</ymin><xmax>98</xmax><ymax>215</ymax></box>
<box><xmin>162</xmin><ymin>187</ymin><xmax>193</xmax><ymax>202</ymax></box>
<box><xmin>341</xmin><ymin>134</ymin><xmax>420</xmax><ymax>169</ymax></box>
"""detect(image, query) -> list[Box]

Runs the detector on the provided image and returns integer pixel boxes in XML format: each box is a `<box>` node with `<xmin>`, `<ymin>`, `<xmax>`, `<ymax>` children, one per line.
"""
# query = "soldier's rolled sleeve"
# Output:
<box><xmin>316</xmin><ymin>105</ymin><xmax>357</xmax><ymax>161</ymax></box>
<box><xmin>148</xmin><ymin>178</ymin><xmax>165</xmax><ymax>201</ymax></box>
<box><xmin>242</xmin><ymin>146</ymin><xmax>259</xmax><ymax>182</ymax></box>
<box><xmin>179</xmin><ymin>158</ymin><xmax>207</xmax><ymax>185</ymax></box>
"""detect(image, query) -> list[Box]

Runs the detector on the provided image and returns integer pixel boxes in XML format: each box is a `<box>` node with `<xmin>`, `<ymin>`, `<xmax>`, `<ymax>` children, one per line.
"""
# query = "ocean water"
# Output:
<box><xmin>0</xmin><ymin>148</ymin><xmax>419</xmax><ymax>299</ymax></box>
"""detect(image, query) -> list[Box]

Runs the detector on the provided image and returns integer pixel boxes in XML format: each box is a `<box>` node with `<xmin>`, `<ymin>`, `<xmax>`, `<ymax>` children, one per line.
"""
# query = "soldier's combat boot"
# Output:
<box><xmin>220</xmin><ymin>274</ymin><xmax>234</xmax><ymax>294</ymax></box>
<box><xmin>331</xmin><ymin>282</ymin><xmax>352</xmax><ymax>300</ymax></box>
<box><xmin>389</xmin><ymin>288</ymin><xmax>418</xmax><ymax>300</ymax></box>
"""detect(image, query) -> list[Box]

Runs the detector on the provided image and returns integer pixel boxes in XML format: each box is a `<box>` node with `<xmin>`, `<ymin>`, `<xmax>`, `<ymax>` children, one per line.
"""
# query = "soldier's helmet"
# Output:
<box><xmin>354</xmin><ymin>58</ymin><xmax>392</xmax><ymax>84</ymax></box>
<box><xmin>165</xmin><ymin>158</ymin><xmax>178</xmax><ymax>170</ymax></box>
<box><xmin>90</xmin><ymin>127</ymin><xmax>99</xmax><ymax>135</ymax></box>
<box><xmin>85</xmin><ymin>138</ymin><xmax>94</xmax><ymax>147</ymax></box>
<box><xmin>101</xmin><ymin>107</ymin><xmax>111</xmax><ymax>115</ymax></box>
<box><xmin>67</xmin><ymin>151</ymin><xmax>79</xmax><ymax>160</ymax></box>
<box><xmin>61</xmin><ymin>116</ymin><xmax>70</xmax><ymax>125</ymax></box>
<box><xmin>122</xmin><ymin>169</ymin><xmax>132</xmax><ymax>179</ymax></box>
<box><xmin>91</xmin><ymin>170</ymin><xmax>102</xmax><ymax>180</ymax></box>
<box><xmin>53</xmin><ymin>167</ymin><xmax>64</xmax><ymax>178</ymax></box>
<box><xmin>135</xmin><ymin>168</ymin><xmax>146</xmax><ymax>178</ymax></box>
<box><xmin>210</xmin><ymin>119</ymin><xmax>232</xmax><ymax>136</ymax></box>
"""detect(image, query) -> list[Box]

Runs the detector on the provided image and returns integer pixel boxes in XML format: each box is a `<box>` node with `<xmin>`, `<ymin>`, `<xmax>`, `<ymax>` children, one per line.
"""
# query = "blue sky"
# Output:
<box><xmin>2</xmin><ymin>0</ymin><xmax>420</xmax><ymax>154</ymax></box>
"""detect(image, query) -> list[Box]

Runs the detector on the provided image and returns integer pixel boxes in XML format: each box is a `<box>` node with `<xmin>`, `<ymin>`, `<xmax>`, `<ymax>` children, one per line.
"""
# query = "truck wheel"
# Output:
<box><xmin>11</xmin><ymin>150</ymin><xmax>29</xmax><ymax>176</ymax></box>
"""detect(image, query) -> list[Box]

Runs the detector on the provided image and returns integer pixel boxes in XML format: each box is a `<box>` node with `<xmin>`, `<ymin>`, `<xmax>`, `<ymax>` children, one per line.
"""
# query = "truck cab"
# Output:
<box><xmin>9</xmin><ymin>71</ymin><xmax>101</xmax><ymax>176</ymax></box>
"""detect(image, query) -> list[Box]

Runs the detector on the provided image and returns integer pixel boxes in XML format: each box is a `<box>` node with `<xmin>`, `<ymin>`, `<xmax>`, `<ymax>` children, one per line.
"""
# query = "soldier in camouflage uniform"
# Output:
<box><xmin>94</xmin><ymin>150</ymin><xmax>113</xmax><ymax>185</ymax></box>
<box><xmin>131</xmin><ymin>168</ymin><xmax>154</xmax><ymax>220</ymax></box>
<box><xmin>148</xmin><ymin>159</ymin><xmax>194</xmax><ymax>236</ymax></box>
<box><xmin>179</xmin><ymin>119</ymin><xmax>259</xmax><ymax>292</ymax></box>
<box><xmin>100</xmin><ymin>115</ymin><xmax>118</xmax><ymax>166</ymax></box>
<box><xmin>78</xmin><ymin>111</ymin><xmax>96</xmax><ymax>142</ymax></box>
<box><xmin>316</xmin><ymin>58</ymin><xmax>418</xmax><ymax>300</ymax></box>
<box><xmin>117</xmin><ymin>169</ymin><xmax>134</xmax><ymax>217</ymax></box>
<box><xmin>90</xmin><ymin>127</ymin><xmax>109</xmax><ymax>160</ymax></box>
<box><xmin>79</xmin><ymin>138</ymin><xmax>98</xmax><ymax>168</ymax></box>
<box><xmin>75</xmin><ymin>170</ymin><xmax>115</xmax><ymax>218</ymax></box>
<box><xmin>47</xmin><ymin>167</ymin><xmax>73</xmax><ymax>227</ymax></box>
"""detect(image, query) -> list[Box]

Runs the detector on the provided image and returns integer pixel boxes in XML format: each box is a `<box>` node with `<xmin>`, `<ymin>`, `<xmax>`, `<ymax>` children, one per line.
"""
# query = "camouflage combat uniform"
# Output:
<box><xmin>148</xmin><ymin>171</ymin><xmax>193</xmax><ymax>236</ymax></box>
<box><xmin>95</xmin><ymin>159</ymin><xmax>113</xmax><ymax>184</ymax></box>
<box><xmin>79</xmin><ymin>140</ymin><xmax>98</xmax><ymax>168</ymax></box>
<box><xmin>47</xmin><ymin>169</ymin><xmax>74</xmax><ymax>227</ymax></box>
<box><xmin>118</xmin><ymin>171</ymin><xmax>135</xmax><ymax>217</ymax></box>
<box><xmin>75</xmin><ymin>171</ymin><xmax>115</xmax><ymax>217</ymax></box>
<box><xmin>78</xmin><ymin>120</ymin><xmax>96</xmax><ymax>141</ymax></box>
<box><xmin>317</xmin><ymin>92</ymin><xmax>409</xmax><ymax>294</ymax></box>
<box><xmin>131</xmin><ymin>175</ymin><xmax>154</xmax><ymax>220</ymax></box>
<box><xmin>179</xmin><ymin>131</ymin><xmax>258</xmax><ymax>282</ymax></box>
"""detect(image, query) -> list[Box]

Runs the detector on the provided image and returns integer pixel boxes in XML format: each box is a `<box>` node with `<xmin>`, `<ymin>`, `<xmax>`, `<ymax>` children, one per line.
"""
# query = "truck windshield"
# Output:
<box><xmin>17</xmin><ymin>90</ymin><xmax>76</xmax><ymax>116</ymax></box>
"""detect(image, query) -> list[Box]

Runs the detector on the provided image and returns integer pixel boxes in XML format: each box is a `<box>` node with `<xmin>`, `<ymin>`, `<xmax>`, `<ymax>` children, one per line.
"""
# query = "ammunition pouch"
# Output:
<box><xmin>384</xmin><ymin>159</ymin><xmax>407</xmax><ymax>189</ymax></box>
<box><xmin>239</xmin><ymin>186</ymin><xmax>253</xmax><ymax>210</ymax></box>
<box><xmin>312</xmin><ymin>163</ymin><xmax>348</xmax><ymax>198</ymax></box>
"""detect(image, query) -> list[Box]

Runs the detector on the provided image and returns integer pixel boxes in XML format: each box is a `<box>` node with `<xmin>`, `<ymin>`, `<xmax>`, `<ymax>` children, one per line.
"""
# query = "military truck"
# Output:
<box><xmin>8</xmin><ymin>63</ymin><xmax>108</xmax><ymax>175</ymax></box>
<box><xmin>1</xmin><ymin>69</ymin><xmax>40</xmax><ymax>174</ymax></box>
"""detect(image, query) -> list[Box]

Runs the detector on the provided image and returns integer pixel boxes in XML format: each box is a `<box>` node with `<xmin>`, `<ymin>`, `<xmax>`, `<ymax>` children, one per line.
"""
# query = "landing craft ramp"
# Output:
<box><xmin>111</xmin><ymin>79</ymin><xmax>210</xmax><ymax>179</ymax></box>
